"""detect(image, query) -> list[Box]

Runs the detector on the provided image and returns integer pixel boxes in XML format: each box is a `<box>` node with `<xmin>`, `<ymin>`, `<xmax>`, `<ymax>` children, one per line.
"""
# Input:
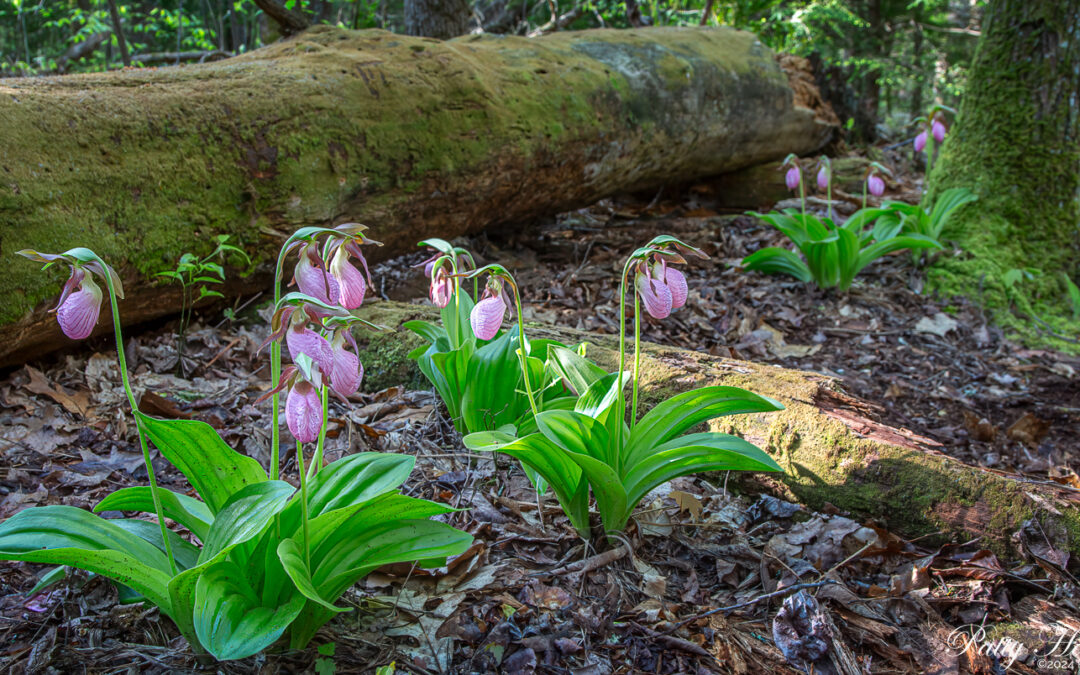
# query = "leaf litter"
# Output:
<box><xmin>1</xmin><ymin>181</ymin><xmax>1079</xmax><ymax>673</ymax></box>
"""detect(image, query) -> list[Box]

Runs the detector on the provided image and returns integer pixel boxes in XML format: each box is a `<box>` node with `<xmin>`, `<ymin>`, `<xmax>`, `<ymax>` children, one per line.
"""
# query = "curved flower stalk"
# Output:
<box><xmin>17</xmin><ymin>248</ymin><xmax>177</xmax><ymax>575</ymax></box>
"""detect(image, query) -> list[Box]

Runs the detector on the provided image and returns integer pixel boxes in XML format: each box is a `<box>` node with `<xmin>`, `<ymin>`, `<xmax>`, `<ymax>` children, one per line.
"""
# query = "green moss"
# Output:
<box><xmin>925</xmin><ymin>1</ymin><xmax>1080</xmax><ymax>352</ymax></box>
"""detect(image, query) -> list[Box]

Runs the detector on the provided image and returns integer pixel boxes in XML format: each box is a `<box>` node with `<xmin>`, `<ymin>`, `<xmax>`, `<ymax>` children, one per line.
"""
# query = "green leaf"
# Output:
<box><xmin>112</xmin><ymin>519</ymin><xmax>201</xmax><ymax>571</ymax></box>
<box><xmin>441</xmin><ymin>292</ymin><xmax>475</xmax><ymax>348</ymax></box>
<box><xmin>574</xmin><ymin>372</ymin><xmax>626</xmax><ymax>421</ymax></box>
<box><xmin>94</xmin><ymin>486</ymin><xmax>213</xmax><ymax>542</ymax></box>
<box><xmin>277</xmin><ymin>539</ymin><xmax>350</xmax><ymax>614</ymax></box>
<box><xmin>402</xmin><ymin>320</ymin><xmax>446</xmax><ymax>345</ymax></box>
<box><xmin>547</xmin><ymin>345</ymin><xmax>607</xmax><ymax>395</ymax></box>
<box><xmin>194</xmin><ymin>559</ymin><xmax>306</xmax><ymax>661</ymax></box>
<box><xmin>622</xmin><ymin>432</ymin><xmax>782</xmax><ymax>508</ymax></box>
<box><xmin>0</xmin><ymin>506</ymin><xmax>173</xmax><ymax>612</ymax></box>
<box><xmin>136</xmin><ymin>413</ymin><xmax>266</xmax><ymax>514</ymax></box>
<box><xmin>536</xmin><ymin>410</ymin><xmax>611</xmax><ymax>464</ymax></box>
<box><xmin>741</xmin><ymin>248</ymin><xmax>812</xmax><ymax>283</ymax></box>
<box><xmin>461</xmin><ymin>328</ymin><xmax>526</xmax><ymax>433</ymax></box>
<box><xmin>625</xmin><ymin>387</ymin><xmax>783</xmax><ymax>470</ymax></box>
<box><xmin>853</xmin><ymin>234</ymin><xmax>942</xmax><ymax>277</ymax></box>
<box><xmin>199</xmin><ymin>481</ymin><xmax>295</xmax><ymax>564</ymax></box>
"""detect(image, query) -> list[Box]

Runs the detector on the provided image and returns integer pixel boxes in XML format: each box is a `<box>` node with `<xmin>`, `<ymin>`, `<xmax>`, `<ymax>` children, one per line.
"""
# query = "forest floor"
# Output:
<box><xmin>1</xmin><ymin>177</ymin><xmax>1078</xmax><ymax>674</ymax></box>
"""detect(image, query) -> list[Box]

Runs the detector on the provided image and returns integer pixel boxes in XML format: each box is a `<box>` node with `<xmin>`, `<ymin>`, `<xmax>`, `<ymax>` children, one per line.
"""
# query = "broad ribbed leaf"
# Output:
<box><xmin>461</xmin><ymin>328</ymin><xmax>525</xmax><ymax>433</ymax></box>
<box><xmin>853</xmin><ymin>234</ymin><xmax>942</xmax><ymax>276</ymax></box>
<box><xmin>194</xmin><ymin>560</ymin><xmax>305</xmax><ymax>661</ymax></box>
<box><xmin>0</xmin><ymin>506</ymin><xmax>173</xmax><ymax>611</ymax></box>
<box><xmin>547</xmin><ymin>346</ymin><xmax>607</xmax><ymax>396</ymax></box>
<box><xmin>748</xmin><ymin>211</ymin><xmax>811</xmax><ymax>248</ymax></box>
<box><xmin>623</xmin><ymin>432</ymin><xmax>782</xmax><ymax>508</ymax></box>
<box><xmin>624</xmin><ymin>387</ymin><xmax>783</xmax><ymax>470</ymax></box>
<box><xmin>136</xmin><ymin>413</ymin><xmax>266</xmax><ymax>514</ymax></box>
<box><xmin>277</xmin><ymin>539</ymin><xmax>350</xmax><ymax>614</ymax></box>
<box><xmin>741</xmin><ymin>248</ymin><xmax>812</xmax><ymax>283</ymax></box>
<box><xmin>574</xmin><ymin>372</ymin><xmax>626</xmax><ymax>422</ymax></box>
<box><xmin>199</xmin><ymin>481</ymin><xmax>294</xmax><ymax>564</ymax></box>
<box><xmin>112</xmin><ymin>519</ymin><xmax>200</xmax><ymax>571</ymax></box>
<box><xmin>926</xmin><ymin>187</ymin><xmax>977</xmax><ymax>238</ymax></box>
<box><xmin>536</xmin><ymin>410</ymin><xmax>611</xmax><ymax>464</ymax></box>
<box><xmin>402</xmin><ymin>319</ymin><xmax>446</xmax><ymax>344</ymax></box>
<box><xmin>442</xmin><ymin>291</ymin><xmax>475</xmax><ymax>348</ymax></box>
<box><xmin>835</xmin><ymin>228</ymin><xmax>861</xmax><ymax>291</ymax></box>
<box><xmin>561</xmin><ymin>451</ymin><xmax>627</xmax><ymax>535</ymax></box>
<box><xmin>95</xmin><ymin>486</ymin><xmax>213</xmax><ymax>542</ymax></box>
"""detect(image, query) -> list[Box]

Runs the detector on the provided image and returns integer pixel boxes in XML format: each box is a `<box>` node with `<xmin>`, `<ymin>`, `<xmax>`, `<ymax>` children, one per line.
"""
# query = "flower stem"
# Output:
<box><xmin>98</xmin><ymin>260</ymin><xmax>177</xmax><ymax>577</ymax></box>
<box><xmin>270</xmin><ymin>245</ymin><xmax>289</xmax><ymax>482</ymax></box>
<box><xmin>307</xmin><ymin>384</ymin><xmax>330</xmax><ymax>482</ymax></box>
<box><xmin>507</xmin><ymin>277</ymin><xmax>538</xmax><ymax>417</ymax></box>
<box><xmin>295</xmin><ymin>441</ymin><xmax>311</xmax><ymax>569</ymax></box>
<box><xmin>630</xmin><ymin>291</ymin><xmax>642</xmax><ymax>430</ymax></box>
<box><xmin>615</xmin><ymin>257</ymin><xmax>634</xmax><ymax>468</ymax></box>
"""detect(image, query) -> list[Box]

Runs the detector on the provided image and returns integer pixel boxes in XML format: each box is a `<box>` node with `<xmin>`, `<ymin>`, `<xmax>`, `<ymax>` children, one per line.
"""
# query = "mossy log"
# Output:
<box><xmin>0</xmin><ymin>25</ymin><xmax>834</xmax><ymax>366</ymax></box>
<box><xmin>354</xmin><ymin>300</ymin><xmax>1080</xmax><ymax>555</ymax></box>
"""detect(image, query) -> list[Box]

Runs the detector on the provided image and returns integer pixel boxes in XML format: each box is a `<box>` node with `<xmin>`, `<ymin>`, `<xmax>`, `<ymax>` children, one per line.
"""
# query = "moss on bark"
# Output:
<box><xmin>925</xmin><ymin>0</ymin><xmax>1080</xmax><ymax>350</ymax></box>
<box><xmin>0</xmin><ymin>25</ymin><xmax>833</xmax><ymax>365</ymax></box>
<box><xmin>355</xmin><ymin>301</ymin><xmax>1080</xmax><ymax>555</ymax></box>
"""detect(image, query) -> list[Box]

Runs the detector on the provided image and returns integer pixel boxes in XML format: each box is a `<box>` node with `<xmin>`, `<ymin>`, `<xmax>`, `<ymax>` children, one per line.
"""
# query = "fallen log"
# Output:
<box><xmin>353</xmin><ymin>300</ymin><xmax>1080</xmax><ymax>555</ymax></box>
<box><xmin>0</xmin><ymin>24</ymin><xmax>834</xmax><ymax>366</ymax></box>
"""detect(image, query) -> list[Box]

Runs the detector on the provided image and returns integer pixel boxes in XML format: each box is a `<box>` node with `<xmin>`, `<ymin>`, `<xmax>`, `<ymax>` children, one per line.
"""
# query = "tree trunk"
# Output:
<box><xmin>926</xmin><ymin>0</ymin><xmax>1080</xmax><ymax>342</ymax></box>
<box><xmin>404</xmin><ymin>0</ymin><xmax>473</xmax><ymax>38</ymax></box>
<box><xmin>354</xmin><ymin>300</ymin><xmax>1080</xmax><ymax>556</ymax></box>
<box><xmin>0</xmin><ymin>26</ymin><xmax>834</xmax><ymax>366</ymax></box>
<box><xmin>106</xmin><ymin>0</ymin><xmax>131</xmax><ymax>67</ymax></box>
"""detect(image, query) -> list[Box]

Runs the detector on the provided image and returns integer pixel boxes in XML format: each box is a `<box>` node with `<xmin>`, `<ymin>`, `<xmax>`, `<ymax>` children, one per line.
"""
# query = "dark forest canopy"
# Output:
<box><xmin>2</xmin><ymin>0</ymin><xmax>981</xmax><ymax>139</ymax></box>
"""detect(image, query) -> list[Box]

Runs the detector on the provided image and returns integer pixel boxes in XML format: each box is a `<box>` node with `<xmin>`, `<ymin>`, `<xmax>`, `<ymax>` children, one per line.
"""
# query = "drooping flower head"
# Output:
<box><xmin>914</xmin><ymin>130</ymin><xmax>927</xmax><ymax>153</ymax></box>
<box><xmin>636</xmin><ymin>265</ymin><xmax>673</xmax><ymax>319</ymax></box>
<box><xmin>293</xmin><ymin>242</ymin><xmax>339</xmax><ymax>306</ymax></box>
<box><xmin>18</xmin><ymin>248</ymin><xmax>123</xmax><ymax>341</ymax></box>
<box><xmin>816</xmin><ymin>157</ymin><xmax>831</xmax><ymax>192</ymax></box>
<box><xmin>781</xmin><ymin>154</ymin><xmax>802</xmax><ymax>193</ymax></box>
<box><xmin>932</xmin><ymin>119</ymin><xmax>946</xmax><ymax>144</ymax></box>
<box><xmin>259</xmin><ymin>363</ymin><xmax>323</xmax><ymax>443</ymax></box>
<box><xmin>657</xmin><ymin>259</ymin><xmax>688</xmax><ymax>310</ymax></box>
<box><xmin>327</xmin><ymin>240</ymin><xmax>370</xmax><ymax>310</ymax></box>
<box><xmin>471</xmin><ymin>277</ymin><xmax>509</xmax><ymax>341</ymax></box>
<box><xmin>327</xmin><ymin>328</ymin><xmax>363</xmax><ymax>399</ymax></box>
<box><xmin>867</xmin><ymin>172</ymin><xmax>885</xmax><ymax>197</ymax></box>
<box><xmin>429</xmin><ymin>263</ymin><xmax>453</xmax><ymax>308</ymax></box>
<box><xmin>629</xmin><ymin>236</ymin><xmax>708</xmax><ymax>320</ymax></box>
<box><xmin>286</xmin><ymin>224</ymin><xmax>379</xmax><ymax>310</ymax></box>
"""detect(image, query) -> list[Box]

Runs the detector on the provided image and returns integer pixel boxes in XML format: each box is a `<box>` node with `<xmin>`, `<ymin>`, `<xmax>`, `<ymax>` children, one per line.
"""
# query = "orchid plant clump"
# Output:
<box><xmin>0</xmin><ymin>233</ymin><xmax>472</xmax><ymax>661</ymax></box>
<box><xmin>742</xmin><ymin>154</ymin><xmax>944</xmax><ymax>291</ymax></box>
<box><xmin>913</xmin><ymin>105</ymin><xmax>953</xmax><ymax>171</ymax></box>
<box><xmin>464</xmin><ymin>236</ymin><xmax>786</xmax><ymax>541</ymax></box>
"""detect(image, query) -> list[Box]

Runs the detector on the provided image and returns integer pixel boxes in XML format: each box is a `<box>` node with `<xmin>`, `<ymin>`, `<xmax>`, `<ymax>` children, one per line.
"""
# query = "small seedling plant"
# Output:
<box><xmin>464</xmin><ymin>236</ymin><xmax>785</xmax><ymax>540</ymax></box>
<box><xmin>1</xmin><ymin>233</ymin><xmax>472</xmax><ymax>661</ymax></box>
<box><xmin>156</xmin><ymin>234</ymin><xmax>251</xmax><ymax>368</ymax></box>
<box><xmin>742</xmin><ymin>155</ymin><xmax>943</xmax><ymax>291</ymax></box>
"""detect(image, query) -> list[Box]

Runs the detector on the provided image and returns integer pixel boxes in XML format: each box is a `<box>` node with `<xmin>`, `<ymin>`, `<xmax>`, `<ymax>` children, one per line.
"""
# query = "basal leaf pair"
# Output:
<box><xmin>0</xmin><ymin>414</ymin><xmax>471</xmax><ymax>661</ymax></box>
<box><xmin>742</xmin><ymin>207</ymin><xmax>943</xmax><ymax>291</ymax></box>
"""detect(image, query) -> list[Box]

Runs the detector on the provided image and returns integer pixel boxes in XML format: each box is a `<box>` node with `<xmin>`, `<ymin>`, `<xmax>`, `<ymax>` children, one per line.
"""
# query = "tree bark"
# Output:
<box><xmin>404</xmin><ymin>0</ymin><xmax>473</xmax><ymax>38</ymax></box>
<box><xmin>926</xmin><ymin>0</ymin><xmax>1080</xmax><ymax>342</ymax></box>
<box><xmin>105</xmin><ymin>0</ymin><xmax>131</xmax><ymax>67</ymax></box>
<box><xmin>0</xmin><ymin>26</ymin><xmax>834</xmax><ymax>366</ymax></box>
<box><xmin>354</xmin><ymin>300</ymin><xmax>1080</xmax><ymax>556</ymax></box>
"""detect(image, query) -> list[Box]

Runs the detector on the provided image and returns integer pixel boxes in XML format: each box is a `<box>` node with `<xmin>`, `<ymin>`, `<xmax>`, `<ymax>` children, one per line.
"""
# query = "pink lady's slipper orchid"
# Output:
<box><xmin>657</xmin><ymin>261</ymin><xmax>688</xmax><ymax>310</ymax></box>
<box><xmin>867</xmin><ymin>173</ymin><xmax>885</xmax><ymax>197</ymax></box>
<box><xmin>636</xmin><ymin>267</ymin><xmax>673</xmax><ymax>319</ymax></box>
<box><xmin>55</xmin><ymin>267</ymin><xmax>104</xmax><ymax>340</ymax></box>
<box><xmin>471</xmin><ymin>281</ymin><xmax>508</xmax><ymax>340</ymax></box>
<box><xmin>287</xmin><ymin>324</ymin><xmax>334</xmax><ymax>375</ymax></box>
<box><xmin>932</xmin><ymin>119</ymin><xmax>946</xmax><ymax>143</ymax></box>
<box><xmin>784</xmin><ymin>166</ymin><xmax>801</xmax><ymax>192</ymax></box>
<box><xmin>328</xmin><ymin>330</ymin><xmax>363</xmax><ymax>399</ymax></box>
<box><xmin>816</xmin><ymin>165</ymin><xmax>829</xmax><ymax>192</ymax></box>
<box><xmin>286</xmin><ymin>379</ymin><xmax>323</xmax><ymax>444</ymax></box>
<box><xmin>914</xmin><ymin>131</ymin><xmax>927</xmax><ymax>153</ymax></box>
<box><xmin>430</xmin><ymin>266</ymin><xmax>453</xmax><ymax>308</ymax></box>
<box><xmin>293</xmin><ymin>244</ymin><xmax>340</xmax><ymax>306</ymax></box>
<box><xmin>328</xmin><ymin>244</ymin><xmax>367</xmax><ymax>309</ymax></box>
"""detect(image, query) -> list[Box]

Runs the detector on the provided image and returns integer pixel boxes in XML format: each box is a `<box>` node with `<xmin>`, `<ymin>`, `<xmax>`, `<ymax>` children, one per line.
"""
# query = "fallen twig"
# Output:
<box><xmin>530</xmin><ymin>544</ymin><xmax>628</xmax><ymax>577</ymax></box>
<box><xmin>666</xmin><ymin>579</ymin><xmax>838</xmax><ymax>630</ymax></box>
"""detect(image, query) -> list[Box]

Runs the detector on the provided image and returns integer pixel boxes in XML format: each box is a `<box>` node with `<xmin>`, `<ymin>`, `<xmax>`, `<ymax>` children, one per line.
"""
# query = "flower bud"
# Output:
<box><xmin>932</xmin><ymin>120</ymin><xmax>946</xmax><ymax>143</ymax></box>
<box><xmin>471</xmin><ymin>293</ymin><xmax>506</xmax><ymax>341</ymax></box>
<box><xmin>816</xmin><ymin>166</ymin><xmax>829</xmax><ymax>192</ymax></box>
<box><xmin>867</xmin><ymin>174</ymin><xmax>885</xmax><ymax>197</ymax></box>
<box><xmin>56</xmin><ymin>269</ymin><xmax>103</xmax><ymax>340</ymax></box>
<box><xmin>636</xmin><ymin>272</ymin><xmax>673</xmax><ymax>319</ymax></box>
<box><xmin>285</xmin><ymin>380</ymin><xmax>322</xmax><ymax>444</ymax></box>
<box><xmin>785</xmin><ymin>166</ymin><xmax>801</xmax><ymax>192</ymax></box>
<box><xmin>914</xmin><ymin>131</ymin><xmax>927</xmax><ymax>153</ymax></box>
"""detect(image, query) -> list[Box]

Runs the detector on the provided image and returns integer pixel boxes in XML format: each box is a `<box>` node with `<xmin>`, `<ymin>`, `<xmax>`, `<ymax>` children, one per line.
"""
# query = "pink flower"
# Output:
<box><xmin>785</xmin><ymin>166</ymin><xmax>801</xmax><ymax>192</ymax></box>
<box><xmin>867</xmin><ymin>174</ymin><xmax>885</xmax><ymax>197</ymax></box>
<box><xmin>286</xmin><ymin>325</ymin><xmax>334</xmax><ymax>374</ymax></box>
<box><xmin>816</xmin><ymin>166</ymin><xmax>829</xmax><ymax>191</ymax></box>
<box><xmin>285</xmin><ymin>380</ymin><xmax>322</xmax><ymax>444</ymax></box>
<box><xmin>429</xmin><ymin>266</ymin><xmax>453</xmax><ymax>308</ymax></box>
<box><xmin>328</xmin><ymin>332</ymin><xmax>363</xmax><ymax>398</ymax></box>
<box><xmin>914</xmin><ymin>131</ymin><xmax>927</xmax><ymax>153</ymax></box>
<box><xmin>329</xmin><ymin>247</ymin><xmax>366</xmax><ymax>309</ymax></box>
<box><xmin>661</xmin><ymin>263</ymin><xmax>688</xmax><ymax>310</ymax></box>
<box><xmin>636</xmin><ymin>271</ymin><xmax>673</xmax><ymax>319</ymax></box>
<box><xmin>55</xmin><ymin>267</ymin><xmax>103</xmax><ymax>340</ymax></box>
<box><xmin>932</xmin><ymin>120</ymin><xmax>946</xmax><ymax>143</ymax></box>
<box><xmin>294</xmin><ymin>245</ymin><xmax>339</xmax><ymax>305</ymax></box>
<box><xmin>471</xmin><ymin>292</ymin><xmax>506</xmax><ymax>340</ymax></box>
